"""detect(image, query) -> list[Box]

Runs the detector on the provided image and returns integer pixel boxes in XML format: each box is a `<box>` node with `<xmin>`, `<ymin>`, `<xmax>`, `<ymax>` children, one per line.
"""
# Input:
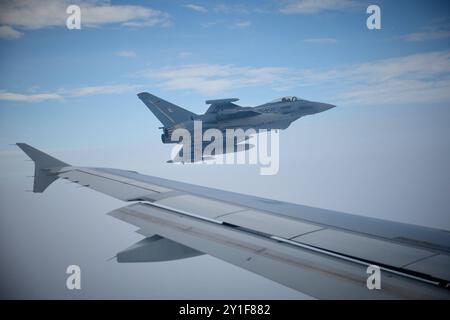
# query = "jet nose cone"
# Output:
<box><xmin>317</xmin><ymin>103</ymin><xmax>335</xmax><ymax>112</ymax></box>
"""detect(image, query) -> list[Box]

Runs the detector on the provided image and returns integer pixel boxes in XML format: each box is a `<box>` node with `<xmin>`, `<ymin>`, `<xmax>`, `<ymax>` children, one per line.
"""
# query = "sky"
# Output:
<box><xmin>0</xmin><ymin>0</ymin><xmax>450</xmax><ymax>299</ymax></box>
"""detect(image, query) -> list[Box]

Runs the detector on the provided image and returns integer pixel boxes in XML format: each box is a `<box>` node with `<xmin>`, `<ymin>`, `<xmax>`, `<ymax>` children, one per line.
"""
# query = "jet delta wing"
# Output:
<box><xmin>16</xmin><ymin>143</ymin><xmax>450</xmax><ymax>299</ymax></box>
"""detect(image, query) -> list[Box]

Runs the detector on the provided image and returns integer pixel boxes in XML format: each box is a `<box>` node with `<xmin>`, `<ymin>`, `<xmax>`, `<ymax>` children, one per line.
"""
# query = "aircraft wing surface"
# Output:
<box><xmin>16</xmin><ymin>143</ymin><xmax>450</xmax><ymax>299</ymax></box>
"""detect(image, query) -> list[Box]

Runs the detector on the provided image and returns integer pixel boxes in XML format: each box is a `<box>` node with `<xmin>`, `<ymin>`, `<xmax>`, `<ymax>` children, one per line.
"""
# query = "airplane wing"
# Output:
<box><xmin>16</xmin><ymin>143</ymin><xmax>450</xmax><ymax>299</ymax></box>
<box><xmin>205</xmin><ymin>98</ymin><xmax>241</xmax><ymax>113</ymax></box>
<box><xmin>216</xmin><ymin>108</ymin><xmax>262</xmax><ymax>120</ymax></box>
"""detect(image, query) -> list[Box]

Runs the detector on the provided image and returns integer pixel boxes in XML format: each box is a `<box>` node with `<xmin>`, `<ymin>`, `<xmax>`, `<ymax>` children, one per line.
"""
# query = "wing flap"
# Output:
<box><xmin>220</xmin><ymin>209</ymin><xmax>324</xmax><ymax>238</ymax></box>
<box><xmin>292</xmin><ymin>229</ymin><xmax>436</xmax><ymax>269</ymax></box>
<box><xmin>404</xmin><ymin>254</ymin><xmax>450</xmax><ymax>282</ymax></box>
<box><xmin>106</xmin><ymin>202</ymin><xmax>450</xmax><ymax>299</ymax></box>
<box><xmin>156</xmin><ymin>194</ymin><xmax>243</xmax><ymax>219</ymax></box>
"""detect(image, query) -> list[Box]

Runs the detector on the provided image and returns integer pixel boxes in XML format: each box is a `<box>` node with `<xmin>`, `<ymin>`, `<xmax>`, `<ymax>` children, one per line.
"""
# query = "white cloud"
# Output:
<box><xmin>401</xmin><ymin>30</ymin><xmax>450</xmax><ymax>42</ymax></box>
<box><xmin>139</xmin><ymin>64</ymin><xmax>294</xmax><ymax>95</ymax></box>
<box><xmin>0</xmin><ymin>0</ymin><xmax>170</xmax><ymax>34</ymax></box>
<box><xmin>3</xmin><ymin>52</ymin><xmax>450</xmax><ymax>107</ymax></box>
<box><xmin>115</xmin><ymin>50</ymin><xmax>137</xmax><ymax>58</ymax></box>
<box><xmin>0</xmin><ymin>25</ymin><xmax>23</xmax><ymax>39</ymax></box>
<box><xmin>138</xmin><ymin>51</ymin><xmax>450</xmax><ymax>106</ymax></box>
<box><xmin>0</xmin><ymin>91</ymin><xmax>62</xmax><ymax>102</ymax></box>
<box><xmin>280</xmin><ymin>0</ymin><xmax>358</xmax><ymax>14</ymax></box>
<box><xmin>233</xmin><ymin>21</ymin><xmax>251</xmax><ymax>28</ymax></box>
<box><xmin>178</xmin><ymin>51</ymin><xmax>192</xmax><ymax>58</ymax></box>
<box><xmin>213</xmin><ymin>4</ymin><xmax>251</xmax><ymax>14</ymax></box>
<box><xmin>304</xmin><ymin>38</ymin><xmax>337</xmax><ymax>44</ymax></box>
<box><xmin>68</xmin><ymin>84</ymin><xmax>142</xmax><ymax>97</ymax></box>
<box><xmin>184</xmin><ymin>4</ymin><xmax>207</xmax><ymax>13</ymax></box>
<box><xmin>0</xmin><ymin>84</ymin><xmax>141</xmax><ymax>103</ymax></box>
<box><xmin>302</xmin><ymin>51</ymin><xmax>450</xmax><ymax>106</ymax></box>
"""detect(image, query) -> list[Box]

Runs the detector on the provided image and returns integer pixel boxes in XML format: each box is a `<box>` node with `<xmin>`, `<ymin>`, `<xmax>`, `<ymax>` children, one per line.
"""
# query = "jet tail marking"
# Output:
<box><xmin>137</xmin><ymin>92</ymin><xmax>197</xmax><ymax>128</ymax></box>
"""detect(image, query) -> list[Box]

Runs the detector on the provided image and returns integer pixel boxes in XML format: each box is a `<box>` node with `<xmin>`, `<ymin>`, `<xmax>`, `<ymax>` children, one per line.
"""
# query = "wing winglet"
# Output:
<box><xmin>16</xmin><ymin>143</ymin><xmax>68</xmax><ymax>193</ymax></box>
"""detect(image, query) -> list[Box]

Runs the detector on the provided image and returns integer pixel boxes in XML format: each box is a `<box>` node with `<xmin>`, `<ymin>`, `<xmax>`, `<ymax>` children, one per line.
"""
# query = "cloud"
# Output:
<box><xmin>0</xmin><ymin>84</ymin><xmax>142</xmax><ymax>103</ymax></box>
<box><xmin>280</xmin><ymin>0</ymin><xmax>358</xmax><ymax>14</ymax></box>
<box><xmin>138</xmin><ymin>51</ymin><xmax>450</xmax><ymax>106</ymax></box>
<box><xmin>115</xmin><ymin>50</ymin><xmax>137</xmax><ymax>58</ymax></box>
<box><xmin>400</xmin><ymin>29</ymin><xmax>450</xmax><ymax>42</ymax></box>
<box><xmin>304</xmin><ymin>38</ymin><xmax>337</xmax><ymax>44</ymax></box>
<box><xmin>0</xmin><ymin>91</ymin><xmax>62</xmax><ymax>102</ymax></box>
<box><xmin>302</xmin><ymin>51</ymin><xmax>450</xmax><ymax>106</ymax></box>
<box><xmin>0</xmin><ymin>0</ymin><xmax>170</xmax><ymax>35</ymax></box>
<box><xmin>4</xmin><ymin>52</ymin><xmax>450</xmax><ymax>107</ymax></box>
<box><xmin>233</xmin><ymin>21</ymin><xmax>251</xmax><ymax>28</ymax></box>
<box><xmin>139</xmin><ymin>64</ymin><xmax>295</xmax><ymax>95</ymax></box>
<box><xmin>178</xmin><ymin>51</ymin><xmax>192</xmax><ymax>58</ymax></box>
<box><xmin>183</xmin><ymin>4</ymin><xmax>207</xmax><ymax>13</ymax></box>
<box><xmin>0</xmin><ymin>25</ymin><xmax>23</xmax><ymax>39</ymax></box>
<box><xmin>214</xmin><ymin>4</ymin><xmax>251</xmax><ymax>14</ymax></box>
<box><xmin>68</xmin><ymin>84</ymin><xmax>142</xmax><ymax>97</ymax></box>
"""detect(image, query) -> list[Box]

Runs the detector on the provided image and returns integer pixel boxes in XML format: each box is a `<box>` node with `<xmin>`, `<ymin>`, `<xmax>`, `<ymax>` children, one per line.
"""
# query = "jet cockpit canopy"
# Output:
<box><xmin>270</xmin><ymin>96</ymin><xmax>299</xmax><ymax>103</ymax></box>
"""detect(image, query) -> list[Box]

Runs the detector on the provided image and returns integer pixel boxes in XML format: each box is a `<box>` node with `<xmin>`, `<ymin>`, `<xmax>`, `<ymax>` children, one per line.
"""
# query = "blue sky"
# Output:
<box><xmin>1</xmin><ymin>0</ymin><xmax>450</xmax><ymax>148</ymax></box>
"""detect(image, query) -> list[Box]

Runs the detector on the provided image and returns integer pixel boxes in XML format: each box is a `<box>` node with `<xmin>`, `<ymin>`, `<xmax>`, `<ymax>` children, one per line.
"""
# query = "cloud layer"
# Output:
<box><xmin>401</xmin><ymin>29</ymin><xmax>450</xmax><ymax>42</ymax></box>
<box><xmin>279</xmin><ymin>0</ymin><xmax>358</xmax><ymax>14</ymax></box>
<box><xmin>304</xmin><ymin>38</ymin><xmax>338</xmax><ymax>44</ymax></box>
<box><xmin>2</xmin><ymin>51</ymin><xmax>450</xmax><ymax>107</ymax></box>
<box><xmin>0</xmin><ymin>0</ymin><xmax>170</xmax><ymax>39</ymax></box>
<box><xmin>140</xmin><ymin>51</ymin><xmax>450</xmax><ymax>105</ymax></box>
<box><xmin>0</xmin><ymin>91</ymin><xmax>62</xmax><ymax>102</ymax></box>
<box><xmin>140</xmin><ymin>64</ymin><xmax>293</xmax><ymax>95</ymax></box>
<box><xmin>183</xmin><ymin>4</ymin><xmax>208</xmax><ymax>13</ymax></box>
<box><xmin>0</xmin><ymin>84</ymin><xmax>142</xmax><ymax>103</ymax></box>
<box><xmin>115</xmin><ymin>50</ymin><xmax>137</xmax><ymax>58</ymax></box>
<box><xmin>311</xmin><ymin>51</ymin><xmax>450</xmax><ymax>105</ymax></box>
<box><xmin>0</xmin><ymin>25</ymin><xmax>23</xmax><ymax>39</ymax></box>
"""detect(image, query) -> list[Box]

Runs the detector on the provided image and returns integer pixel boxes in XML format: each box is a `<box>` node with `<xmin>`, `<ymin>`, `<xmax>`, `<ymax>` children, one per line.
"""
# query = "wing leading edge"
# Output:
<box><xmin>16</xmin><ymin>143</ymin><xmax>450</xmax><ymax>299</ymax></box>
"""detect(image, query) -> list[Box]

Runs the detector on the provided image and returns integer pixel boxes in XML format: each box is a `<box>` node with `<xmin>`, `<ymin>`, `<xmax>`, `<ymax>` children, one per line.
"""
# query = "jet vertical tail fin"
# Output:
<box><xmin>137</xmin><ymin>92</ymin><xmax>197</xmax><ymax>127</ymax></box>
<box><xmin>16</xmin><ymin>143</ymin><xmax>68</xmax><ymax>193</ymax></box>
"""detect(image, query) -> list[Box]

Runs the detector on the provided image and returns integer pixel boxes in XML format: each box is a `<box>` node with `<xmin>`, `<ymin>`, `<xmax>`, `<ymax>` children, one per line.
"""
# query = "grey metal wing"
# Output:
<box><xmin>205</xmin><ymin>98</ymin><xmax>241</xmax><ymax>113</ymax></box>
<box><xmin>17</xmin><ymin>143</ymin><xmax>450</xmax><ymax>299</ymax></box>
<box><xmin>205</xmin><ymin>98</ymin><xmax>262</xmax><ymax>120</ymax></box>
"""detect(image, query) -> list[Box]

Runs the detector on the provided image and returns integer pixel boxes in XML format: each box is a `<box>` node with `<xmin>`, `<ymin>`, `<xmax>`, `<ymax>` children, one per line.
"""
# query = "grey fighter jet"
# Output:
<box><xmin>137</xmin><ymin>93</ymin><xmax>335</xmax><ymax>161</ymax></box>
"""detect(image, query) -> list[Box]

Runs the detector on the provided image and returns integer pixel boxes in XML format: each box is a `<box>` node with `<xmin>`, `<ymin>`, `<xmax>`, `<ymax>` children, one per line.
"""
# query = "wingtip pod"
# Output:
<box><xmin>16</xmin><ymin>143</ymin><xmax>69</xmax><ymax>193</ymax></box>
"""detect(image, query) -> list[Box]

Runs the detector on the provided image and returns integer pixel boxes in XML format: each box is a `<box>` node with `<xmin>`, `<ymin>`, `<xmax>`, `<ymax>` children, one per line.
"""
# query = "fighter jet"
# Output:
<box><xmin>137</xmin><ymin>93</ymin><xmax>335</xmax><ymax>161</ymax></box>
